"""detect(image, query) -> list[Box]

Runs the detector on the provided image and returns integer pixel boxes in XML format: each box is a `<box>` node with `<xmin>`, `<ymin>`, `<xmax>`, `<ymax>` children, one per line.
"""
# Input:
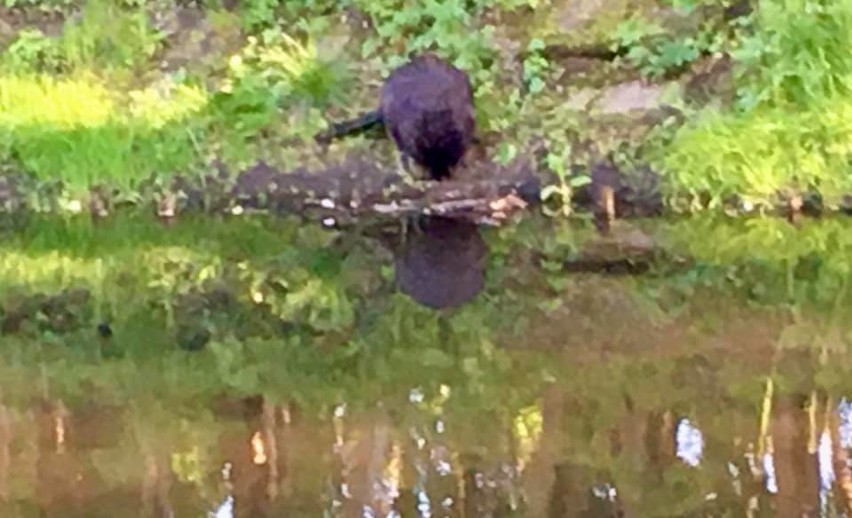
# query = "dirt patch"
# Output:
<box><xmin>595</xmin><ymin>80</ymin><xmax>671</xmax><ymax>114</ymax></box>
<box><xmin>153</xmin><ymin>6</ymin><xmax>243</xmax><ymax>76</ymax></box>
<box><xmin>0</xmin><ymin>5</ymin><xmax>68</xmax><ymax>48</ymax></box>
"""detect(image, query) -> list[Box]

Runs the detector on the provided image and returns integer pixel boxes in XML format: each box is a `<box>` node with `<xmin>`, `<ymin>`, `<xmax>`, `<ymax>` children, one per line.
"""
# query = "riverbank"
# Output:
<box><xmin>2</xmin><ymin>0</ymin><xmax>851</xmax><ymax>218</ymax></box>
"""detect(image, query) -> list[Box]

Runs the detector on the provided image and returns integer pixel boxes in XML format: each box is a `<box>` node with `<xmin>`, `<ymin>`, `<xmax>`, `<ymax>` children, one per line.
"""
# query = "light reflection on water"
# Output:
<box><xmin>762</xmin><ymin>452</ymin><xmax>779</xmax><ymax>495</ymax></box>
<box><xmin>675</xmin><ymin>418</ymin><xmax>704</xmax><ymax>467</ymax></box>
<box><xmin>209</xmin><ymin>495</ymin><xmax>233</xmax><ymax>518</ymax></box>
<box><xmin>9</xmin><ymin>215</ymin><xmax>852</xmax><ymax>516</ymax></box>
<box><xmin>300</xmin><ymin>396</ymin><xmax>852</xmax><ymax>517</ymax></box>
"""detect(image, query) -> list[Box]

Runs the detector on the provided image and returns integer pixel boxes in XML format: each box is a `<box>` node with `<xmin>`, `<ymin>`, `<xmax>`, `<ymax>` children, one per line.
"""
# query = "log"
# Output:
<box><xmin>169</xmin><ymin>152</ymin><xmax>545</xmax><ymax>227</ymax></box>
<box><xmin>0</xmin><ymin>150</ymin><xmax>846</xmax><ymax>227</ymax></box>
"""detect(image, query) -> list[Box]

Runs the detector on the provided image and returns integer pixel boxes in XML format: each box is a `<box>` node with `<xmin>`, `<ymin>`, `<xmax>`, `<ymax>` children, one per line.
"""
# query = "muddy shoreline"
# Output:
<box><xmin>0</xmin><ymin>149</ymin><xmax>842</xmax><ymax>228</ymax></box>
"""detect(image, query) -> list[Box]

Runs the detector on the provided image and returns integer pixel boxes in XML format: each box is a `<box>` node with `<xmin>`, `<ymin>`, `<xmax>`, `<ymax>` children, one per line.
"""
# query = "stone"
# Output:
<box><xmin>565</xmin><ymin>87</ymin><xmax>598</xmax><ymax>110</ymax></box>
<box><xmin>595</xmin><ymin>80</ymin><xmax>667</xmax><ymax>114</ymax></box>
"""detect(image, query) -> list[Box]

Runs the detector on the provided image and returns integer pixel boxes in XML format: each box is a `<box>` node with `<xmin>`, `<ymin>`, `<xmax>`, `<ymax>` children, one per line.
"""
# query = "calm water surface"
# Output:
<box><xmin>0</xmin><ymin>212</ymin><xmax>850</xmax><ymax>517</ymax></box>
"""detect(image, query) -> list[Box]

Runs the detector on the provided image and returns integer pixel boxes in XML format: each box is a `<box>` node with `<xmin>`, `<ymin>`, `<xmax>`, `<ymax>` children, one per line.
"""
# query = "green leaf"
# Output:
<box><xmin>570</xmin><ymin>175</ymin><xmax>592</xmax><ymax>187</ymax></box>
<box><xmin>540</xmin><ymin>184</ymin><xmax>561</xmax><ymax>200</ymax></box>
<box><xmin>528</xmin><ymin>38</ymin><xmax>546</xmax><ymax>52</ymax></box>
<box><xmin>420</xmin><ymin>348</ymin><xmax>454</xmax><ymax>368</ymax></box>
<box><xmin>528</xmin><ymin>77</ymin><xmax>545</xmax><ymax>94</ymax></box>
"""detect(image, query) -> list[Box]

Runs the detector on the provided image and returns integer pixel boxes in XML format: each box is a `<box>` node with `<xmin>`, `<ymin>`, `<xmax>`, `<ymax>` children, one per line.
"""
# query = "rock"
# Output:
<box><xmin>565</xmin><ymin>87</ymin><xmax>598</xmax><ymax>110</ymax></box>
<box><xmin>0</xmin><ymin>18</ymin><xmax>14</xmax><ymax>48</ymax></box>
<box><xmin>0</xmin><ymin>7</ymin><xmax>65</xmax><ymax>48</ymax></box>
<box><xmin>565</xmin><ymin>220</ymin><xmax>659</xmax><ymax>275</ymax></box>
<box><xmin>595</xmin><ymin>80</ymin><xmax>667</xmax><ymax>114</ymax></box>
<box><xmin>555</xmin><ymin>0</ymin><xmax>612</xmax><ymax>31</ymax></box>
<box><xmin>569</xmin><ymin>81</ymin><xmax>684</xmax><ymax>153</ymax></box>
<box><xmin>553</xmin><ymin>0</ymin><xmax>629</xmax><ymax>36</ymax></box>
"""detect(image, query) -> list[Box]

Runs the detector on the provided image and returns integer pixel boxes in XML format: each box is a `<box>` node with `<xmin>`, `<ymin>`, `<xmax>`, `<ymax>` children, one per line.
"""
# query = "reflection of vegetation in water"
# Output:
<box><xmin>659</xmin><ymin>215</ymin><xmax>852</xmax><ymax>313</ymax></box>
<box><xmin>0</xmin><ymin>214</ymin><xmax>851</xmax><ymax>513</ymax></box>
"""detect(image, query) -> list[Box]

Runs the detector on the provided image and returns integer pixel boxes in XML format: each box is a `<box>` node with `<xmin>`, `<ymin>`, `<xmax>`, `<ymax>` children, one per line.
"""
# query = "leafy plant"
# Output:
<box><xmin>731</xmin><ymin>0</ymin><xmax>852</xmax><ymax>110</ymax></box>
<box><xmin>204</xmin><ymin>27</ymin><xmax>348</xmax><ymax>164</ymax></box>
<box><xmin>2</xmin><ymin>29</ymin><xmax>66</xmax><ymax>73</ymax></box>
<box><xmin>237</xmin><ymin>0</ymin><xmax>339</xmax><ymax>33</ymax></box>
<box><xmin>59</xmin><ymin>0</ymin><xmax>165</xmax><ymax>72</ymax></box>
<box><xmin>219</xmin><ymin>28</ymin><xmax>350</xmax><ymax>109</ymax></box>
<box><xmin>611</xmin><ymin>17</ymin><xmax>725</xmax><ymax>78</ymax></box>
<box><xmin>540</xmin><ymin>144</ymin><xmax>592</xmax><ymax>218</ymax></box>
<box><xmin>2</xmin><ymin>0</ymin><xmax>73</xmax><ymax>10</ymax></box>
<box><xmin>2</xmin><ymin>0</ymin><xmax>165</xmax><ymax>74</ymax></box>
<box><xmin>521</xmin><ymin>38</ymin><xmax>549</xmax><ymax>96</ymax></box>
<box><xmin>354</xmin><ymin>0</ymin><xmax>499</xmax><ymax>89</ymax></box>
<box><xmin>240</xmin><ymin>0</ymin><xmax>279</xmax><ymax>30</ymax></box>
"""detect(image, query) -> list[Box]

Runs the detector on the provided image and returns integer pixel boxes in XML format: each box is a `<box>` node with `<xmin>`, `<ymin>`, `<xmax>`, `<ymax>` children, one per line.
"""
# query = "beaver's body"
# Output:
<box><xmin>380</xmin><ymin>53</ymin><xmax>477</xmax><ymax>180</ymax></box>
<box><xmin>316</xmin><ymin>54</ymin><xmax>477</xmax><ymax>181</ymax></box>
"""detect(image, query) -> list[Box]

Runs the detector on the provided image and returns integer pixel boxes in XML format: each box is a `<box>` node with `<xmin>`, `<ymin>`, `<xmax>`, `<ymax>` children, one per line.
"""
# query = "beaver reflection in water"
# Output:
<box><xmin>317</xmin><ymin>53</ymin><xmax>477</xmax><ymax>181</ymax></box>
<box><xmin>394</xmin><ymin>216</ymin><xmax>486</xmax><ymax>309</ymax></box>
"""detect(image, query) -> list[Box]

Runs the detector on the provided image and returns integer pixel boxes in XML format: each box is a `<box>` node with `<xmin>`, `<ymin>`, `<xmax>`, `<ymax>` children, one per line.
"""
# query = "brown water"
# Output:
<box><xmin>0</xmin><ymin>212</ymin><xmax>850</xmax><ymax>517</ymax></box>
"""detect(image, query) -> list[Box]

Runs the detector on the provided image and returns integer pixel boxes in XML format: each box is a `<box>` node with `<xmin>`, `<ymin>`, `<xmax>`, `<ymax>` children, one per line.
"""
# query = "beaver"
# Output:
<box><xmin>380</xmin><ymin>53</ymin><xmax>477</xmax><ymax>180</ymax></box>
<box><xmin>316</xmin><ymin>53</ymin><xmax>477</xmax><ymax>181</ymax></box>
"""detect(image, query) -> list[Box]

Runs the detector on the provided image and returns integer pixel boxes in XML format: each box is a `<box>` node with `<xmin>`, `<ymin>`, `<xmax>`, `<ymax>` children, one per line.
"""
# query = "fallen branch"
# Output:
<box><xmin>169</xmin><ymin>153</ymin><xmax>545</xmax><ymax>227</ymax></box>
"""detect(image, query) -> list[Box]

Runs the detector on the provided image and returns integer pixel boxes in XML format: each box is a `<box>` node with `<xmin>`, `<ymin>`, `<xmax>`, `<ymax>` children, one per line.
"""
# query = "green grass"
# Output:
<box><xmin>0</xmin><ymin>74</ymin><xmax>208</xmax><ymax>191</ymax></box>
<box><xmin>660</xmin><ymin>95</ymin><xmax>852</xmax><ymax>208</ymax></box>
<box><xmin>0</xmin><ymin>20</ymin><xmax>347</xmax><ymax>193</ymax></box>
<box><xmin>657</xmin><ymin>0</ymin><xmax>852</xmax><ymax>208</ymax></box>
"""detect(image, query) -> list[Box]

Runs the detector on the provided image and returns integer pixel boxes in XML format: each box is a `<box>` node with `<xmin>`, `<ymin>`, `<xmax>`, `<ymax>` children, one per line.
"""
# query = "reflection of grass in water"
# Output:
<box><xmin>0</xmin><ymin>214</ymin><xmax>347</xmax><ymax>326</ymax></box>
<box><xmin>1</xmin><ymin>216</ymin><xmax>852</xmax><ymax>513</ymax></box>
<box><xmin>0</xmin><ymin>214</ymin><xmax>548</xmax><ymax>490</ymax></box>
<box><xmin>657</xmin><ymin>215</ymin><xmax>852</xmax><ymax>313</ymax></box>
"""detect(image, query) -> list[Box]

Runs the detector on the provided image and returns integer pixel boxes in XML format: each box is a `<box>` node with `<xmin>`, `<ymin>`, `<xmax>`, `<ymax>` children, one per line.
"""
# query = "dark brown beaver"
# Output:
<box><xmin>380</xmin><ymin>53</ymin><xmax>476</xmax><ymax>181</ymax></box>
<box><xmin>315</xmin><ymin>53</ymin><xmax>477</xmax><ymax>181</ymax></box>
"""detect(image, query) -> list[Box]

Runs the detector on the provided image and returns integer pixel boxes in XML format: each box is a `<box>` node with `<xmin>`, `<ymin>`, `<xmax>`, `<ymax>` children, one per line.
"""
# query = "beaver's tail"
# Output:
<box><xmin>314</xmin><ymin>110</ymin><xmax>383</xmax><ymax>144</ymax></box>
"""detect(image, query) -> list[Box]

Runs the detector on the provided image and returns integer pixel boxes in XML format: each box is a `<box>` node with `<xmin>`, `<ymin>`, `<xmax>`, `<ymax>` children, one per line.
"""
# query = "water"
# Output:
<box><xmin>0</xmin><ymin>210</ymin><xmax>851</xmax><ymax>516</ymax></box>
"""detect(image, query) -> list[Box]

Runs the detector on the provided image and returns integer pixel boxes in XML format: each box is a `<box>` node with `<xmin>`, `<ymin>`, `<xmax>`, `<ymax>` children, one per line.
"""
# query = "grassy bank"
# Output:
<box><xmin>659</xmin><ymin>0</ymin><xmax>852</xmax><ymax>209</ymax></box>
<box><xmin>0</xmin><ymin>0</ymin><xmax>849</xmax><ymax>210</ymax></box>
